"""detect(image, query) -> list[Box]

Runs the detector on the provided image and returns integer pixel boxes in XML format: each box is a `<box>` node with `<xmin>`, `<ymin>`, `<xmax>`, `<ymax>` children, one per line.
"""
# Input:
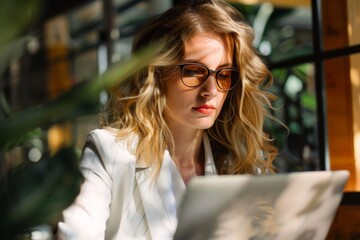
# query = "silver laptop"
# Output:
<box><xmin>173</xmin><ymin>170</ymin><xmax>349</xmax><ymax>240</ymax></box>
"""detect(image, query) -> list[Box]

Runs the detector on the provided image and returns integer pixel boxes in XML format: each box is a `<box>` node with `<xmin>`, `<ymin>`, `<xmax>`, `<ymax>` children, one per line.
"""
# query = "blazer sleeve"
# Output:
<box><xmin>57</xmin><ymin>131</ymin><xmax>114</xmax><ymax>240</ymax></box>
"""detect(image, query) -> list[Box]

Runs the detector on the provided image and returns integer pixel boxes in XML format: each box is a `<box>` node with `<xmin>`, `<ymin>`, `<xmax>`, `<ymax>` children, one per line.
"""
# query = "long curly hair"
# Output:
<box><xmin>102</xmin><ymin>0</ymin><xmax>278</xmax><ymax>175</ymax></box>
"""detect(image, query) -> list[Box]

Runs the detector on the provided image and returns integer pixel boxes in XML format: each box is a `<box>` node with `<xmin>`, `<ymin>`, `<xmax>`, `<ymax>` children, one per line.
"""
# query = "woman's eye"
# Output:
<box><xmin>218</xmin><ymin>73</ymin><xmax>231</xmax><ymax>80</ymax></box>
<box><xmin>184</xmin><ymin>69</ymin><xmax>198</xmax><ymax>76</ymax></box>
<box><xmin>184</xmin><ymin>68</ymin><xmax>204</xmax><ymax>77</ymax></box>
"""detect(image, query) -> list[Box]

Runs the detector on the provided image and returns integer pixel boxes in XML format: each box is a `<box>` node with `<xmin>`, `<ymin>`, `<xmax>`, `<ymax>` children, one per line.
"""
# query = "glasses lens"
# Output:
<box><xmin>217</xmin><ymin>69</ymin><xmax>240</xmax><ymax>90</ymax></box>
<box><xmin>181</xmin><ymin>65</ymin><xmax>208</xmax><ymax>87</ymax></box>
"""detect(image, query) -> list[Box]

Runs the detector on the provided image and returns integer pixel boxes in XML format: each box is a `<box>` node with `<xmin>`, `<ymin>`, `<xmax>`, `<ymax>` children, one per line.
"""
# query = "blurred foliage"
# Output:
<box><xmin>0</xmin><ymin>0</ymin><xmax>161</xmax><ymax>238</ymax></box>
<box><xmin>0</xmin><ymin>45</ymin><xmax>158</xmax><ymax>148</ymax></box>
<box><xmin>0</xmin><ymin>0</ymin><xmax>39</xmax><ymax>50</ymax></box>
<box><xmin>0</xmin><ymin>147</ymin><xmax>83</xmax><ymax>239</ymax></box>
<box><xmin>0</xmin><ymin>0</ymin><xmax>39</xmax><ymax>81</ymax></box>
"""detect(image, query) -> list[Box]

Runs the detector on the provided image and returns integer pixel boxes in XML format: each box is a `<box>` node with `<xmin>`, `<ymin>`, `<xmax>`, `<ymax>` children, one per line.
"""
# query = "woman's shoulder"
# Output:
<box><xmin>86</xmin><ymin>127</ymin><xmax>134</xmax><ymax>146</ymax></box>
<box><xmin>84</xmin><ymin>128</ymin><xmax>137</xmax><ymax>166</ymax></box>
<box><xmin>87</xmin><ymin>127</ymin><xmax>118</xmax><ymax>142</ymax></box>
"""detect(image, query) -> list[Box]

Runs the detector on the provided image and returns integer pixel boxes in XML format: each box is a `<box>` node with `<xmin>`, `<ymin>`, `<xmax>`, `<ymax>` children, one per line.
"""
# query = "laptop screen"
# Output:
<box><xmin>174</xmin><ymin>170</ymin><xmax>349</xmax><ymax>240</ymax></box>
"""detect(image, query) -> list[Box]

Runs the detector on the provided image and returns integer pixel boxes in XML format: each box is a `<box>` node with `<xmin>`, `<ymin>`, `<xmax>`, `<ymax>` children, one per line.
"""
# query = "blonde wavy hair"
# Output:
<box><xmin>102</xmin><ymin>0</ymin><xmax>278</xmax><ymax>175</ymax></box>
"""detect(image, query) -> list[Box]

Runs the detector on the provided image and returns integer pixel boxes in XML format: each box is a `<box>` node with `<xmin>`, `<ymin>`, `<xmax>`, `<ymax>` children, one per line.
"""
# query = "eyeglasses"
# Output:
<box><xmin>177</xmin><ymin>63</ymin><xmax>241</xmax><ymax>91</ymax></box>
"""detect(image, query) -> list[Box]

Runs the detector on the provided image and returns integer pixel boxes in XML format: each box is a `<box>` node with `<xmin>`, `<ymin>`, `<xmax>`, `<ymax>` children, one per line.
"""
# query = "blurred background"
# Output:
<box><xmin>0</xmin><ymin>0</ymin><xmax>359</xmax><ymax>239</ymax></box>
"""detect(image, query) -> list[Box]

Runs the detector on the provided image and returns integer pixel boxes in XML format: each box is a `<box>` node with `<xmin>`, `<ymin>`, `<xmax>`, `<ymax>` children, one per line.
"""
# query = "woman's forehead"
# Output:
<box><xmin>183</xmin><ymin>32</ymin><xmax>234</xmax><ymax>64</ymax></box>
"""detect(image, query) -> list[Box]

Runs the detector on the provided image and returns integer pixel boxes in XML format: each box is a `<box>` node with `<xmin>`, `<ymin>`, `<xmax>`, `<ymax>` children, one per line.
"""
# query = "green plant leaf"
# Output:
<box><xmin>0</xmin><ymin>0</ymin><xmax>39</xmax><ymax>50</ymax></box>
<box><xmin>0</xmin><ymin>44</ymin><xmax>162</xmax><ymax>149</ymax></box>
<box><xmin>0</xmin><ymin>35</ymin><xmax>29</xmax><ymax>78</ymax></box>
<box><xmin>1</xmin><ymin>128</ymin><xmax>43</xmax><ymax>152</ymax></box>
<box><xmin>301</xmin><ymin>92</ymin><xmax>316</xmax><ymax>112</ymax></box>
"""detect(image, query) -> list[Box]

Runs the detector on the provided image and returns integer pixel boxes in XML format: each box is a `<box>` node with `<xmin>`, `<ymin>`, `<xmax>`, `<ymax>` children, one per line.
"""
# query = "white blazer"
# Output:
<box><xmin>57</xmin><ymin>128</ymin><xmax>218</xmax><ymax>240</ymax></box>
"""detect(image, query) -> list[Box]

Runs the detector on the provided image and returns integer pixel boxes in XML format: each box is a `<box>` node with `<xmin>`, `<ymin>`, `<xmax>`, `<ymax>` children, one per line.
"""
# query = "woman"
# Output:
<box><xmin>57</xmin><ymin>0</ymin><xmax>278</xmax><ymax>239</ymax></box>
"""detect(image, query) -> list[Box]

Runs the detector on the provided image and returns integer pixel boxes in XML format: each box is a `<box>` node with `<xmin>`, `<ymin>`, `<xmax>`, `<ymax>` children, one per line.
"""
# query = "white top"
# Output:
<box><xmin>57</xmin><ymin>128</ymin><xmax>217</xmax><ymax>240</ymax></box>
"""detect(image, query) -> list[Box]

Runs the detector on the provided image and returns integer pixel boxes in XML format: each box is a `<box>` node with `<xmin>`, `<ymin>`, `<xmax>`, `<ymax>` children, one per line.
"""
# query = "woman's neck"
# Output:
<box><xmin>171</xmin><ymin>129</ymin><xmax>205</xmax><ymax>184</ymax></box>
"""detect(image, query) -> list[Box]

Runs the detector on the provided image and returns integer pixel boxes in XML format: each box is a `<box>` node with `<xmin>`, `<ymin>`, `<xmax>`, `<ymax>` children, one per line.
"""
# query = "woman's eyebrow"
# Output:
<box><xmin>217</xmin><ymin>63</ymin><xmax>233</xmax><ymax>68</ymax></box>
<box><xmin>181</xmin><ymin>60</ymin><xmax>234</xmax><ymax>68</ymax></box>
<box><xmin>181</xmin><ymin>59</ymin><xmax>202</xmax><ymax>64</ymax></box>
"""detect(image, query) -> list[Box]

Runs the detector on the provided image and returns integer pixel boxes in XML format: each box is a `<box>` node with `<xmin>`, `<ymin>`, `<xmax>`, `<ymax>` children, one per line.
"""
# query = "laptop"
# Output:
<box><xmin>173</xmin><ymin>170</ymin><xmax>349</xmax><ymax>240</ymax></box>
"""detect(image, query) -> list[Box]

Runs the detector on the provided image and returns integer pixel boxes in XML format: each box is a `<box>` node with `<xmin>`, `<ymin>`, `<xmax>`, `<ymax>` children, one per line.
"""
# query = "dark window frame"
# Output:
<box><xmin>268</xmin><ymin>0</ymin><xmax>360</xmax><ymax>170</ymax></box>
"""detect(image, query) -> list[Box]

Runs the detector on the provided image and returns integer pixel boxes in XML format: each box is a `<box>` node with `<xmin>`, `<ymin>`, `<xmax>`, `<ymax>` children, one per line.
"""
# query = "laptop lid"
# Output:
<box><xmin>173</xmin><ymin>170</ymin><xmax>349</xmax><ymax>240</ymax></box>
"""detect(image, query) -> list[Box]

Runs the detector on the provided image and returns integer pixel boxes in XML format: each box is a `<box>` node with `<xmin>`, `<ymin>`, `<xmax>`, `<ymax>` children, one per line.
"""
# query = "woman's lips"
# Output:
<box><xmin>193</xmin><ymin>105</ymin><xmax>215</xmax><ymax>114</ymax></box>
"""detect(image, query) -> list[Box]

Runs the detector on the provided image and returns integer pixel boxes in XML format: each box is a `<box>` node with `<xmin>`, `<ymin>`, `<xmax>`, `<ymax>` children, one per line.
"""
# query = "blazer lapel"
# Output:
<box><xmin>135</xmin><ymin>150</ymin><xmax>185</xmax><ymax>239</ymax></box>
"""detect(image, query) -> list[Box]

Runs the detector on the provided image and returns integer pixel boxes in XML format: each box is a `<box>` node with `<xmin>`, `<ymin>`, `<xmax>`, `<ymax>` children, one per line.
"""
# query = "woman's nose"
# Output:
<box><xmin>200</xmin><ymin>75</ymin><xmax>218</xmax><ymax>98</ymax></box>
